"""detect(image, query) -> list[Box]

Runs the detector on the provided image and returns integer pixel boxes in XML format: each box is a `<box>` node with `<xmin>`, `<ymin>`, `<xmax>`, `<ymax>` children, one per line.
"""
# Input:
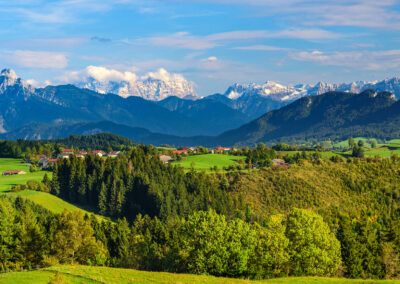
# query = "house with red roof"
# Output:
<box><xmin>92</xmin><ymin>150</ymin><xmax>106</xmax><ymax>157</ymax></box>
<box><xmin>214</xmin><ymin>147</ymin><xmax>231</xmax><ymax>153</ymax></box>
<box><xmin>2</xmin><ymin>170</ymin><xmax>26</xmax><ymax>176</ymax></box>
<box><xmin>172</xmin><ymin>149</ymin><xmax>188</xmax><ymax>155</ymax></box>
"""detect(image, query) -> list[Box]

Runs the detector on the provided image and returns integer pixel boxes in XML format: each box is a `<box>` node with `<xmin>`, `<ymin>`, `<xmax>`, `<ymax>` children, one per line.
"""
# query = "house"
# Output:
<box><xmin>36</xmin><ymin>154</ymin><xmax>48</xmax><ymax>160</ymax></box>
<box><xmin>48</xmin><ymin>159</ymin><xmax>58</xmax><ymax>166</ymax></box>
<box><xmin>92</xmin><ymin>150</ymin><xmax>106</xmax><ymax>157</ymax></box>
<box><xmin>79</xmin><ymin>150</ymin><xmax>88</xmax><ymax>156</ymax></box>
<box><xmin>159</xmin><ymin>154</ymin><xmax>173</xmax><ymax>164</ymax></box>
<box><xmin>272</xmin><ymin>159</ymin><xmax>289</xmax><ymax>168</ymax></box>
<box><xmin>2</xmin><ymin>170</ymin><xmax>26</xmax><ymax>176</ymax></box>
<box><xmin>172</xmin><ymin>149</ymin><xmax>188</xmax><ymax>155</ymax></box>
<box><xmin>107</xmin><ymin>151</ymin><xmax>121</xmax><ymax>158</ymax></box>
<box><xmin>63</xmin><ymin>149</ymin><xmax>74</xmax><ymax>155</ymax></box>
<box><xmin>214</xmin><ymin>147</ymin><xmax>231</xmax><ymax>153</ymax></box>
<box><xmin>74</xmin><ymin>154</ymin><xmax>85</xmax><ymax>158</ymax></box>
<box><xmin>189</xmin><ymin>147</ymin><xmax>197</xmax><ymax>153</ymax></box>
<box><xmin>38</xmin><ymin>158</ymin><xmax>49</xmax><ymax>168</ymax></box>
<box><xmin>57</xmin><ymin>154</ymin><xmax>70</xmax><ymax>159</ymax></box>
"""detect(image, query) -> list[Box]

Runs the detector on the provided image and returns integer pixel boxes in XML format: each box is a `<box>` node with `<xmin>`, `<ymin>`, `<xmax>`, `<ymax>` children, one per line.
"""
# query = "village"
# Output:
<box><xmin>1</xmin><ymin>149</ymin><xmax>121</xmax><ymax>176</ymax></box>
<box><xmin>2</xmin><ymin>144</ymin><xmax>289</xmax><ymax>176</ymax></box>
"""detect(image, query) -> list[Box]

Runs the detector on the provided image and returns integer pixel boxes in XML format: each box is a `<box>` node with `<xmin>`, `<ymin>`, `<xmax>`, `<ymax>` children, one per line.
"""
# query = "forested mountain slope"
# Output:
<box><xmin>216</xmin><ymin>90</ymin><xmax>399</xmax><ymax>146</ymax></box>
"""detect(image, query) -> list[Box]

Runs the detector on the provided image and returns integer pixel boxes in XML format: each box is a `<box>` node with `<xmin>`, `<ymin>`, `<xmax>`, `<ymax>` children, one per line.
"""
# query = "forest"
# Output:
<box><xmin>2</xmin><ymin>143</ymin><xmax>400</xmax><ymax>279</ymax></box>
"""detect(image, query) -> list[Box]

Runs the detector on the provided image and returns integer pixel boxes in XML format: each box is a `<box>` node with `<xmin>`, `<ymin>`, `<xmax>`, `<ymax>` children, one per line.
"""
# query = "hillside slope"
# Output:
<box><xmin>216</xmin><ymin>90</ymin><xmax>399</xmax><ymax>145</ymax></box>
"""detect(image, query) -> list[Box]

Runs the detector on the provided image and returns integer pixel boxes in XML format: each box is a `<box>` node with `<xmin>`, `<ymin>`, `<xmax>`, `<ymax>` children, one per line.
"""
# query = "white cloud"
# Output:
<box><xmin>168</xmin><ymin>0</ymin><xmax>400</xmax><ymax>29</ymax></box>
<box><xmin>142</xmin><ymin>29</ymin><xmax>342</xmax><ymax>50</ymax></box>
<box><xmin>290</xmin><ymin>49</ymin><xmax>400</xmax><ymax>70</ymax></box>
<box><xmin>57</xmin><ymin>65</ymin><xmax>193</xmax><ymax>85</ymax></box>
<box><xmin>1</xmin><ymin>50</ymin><xmax>68</xmax><ymax>68</ymax></box>
<box><xmin>26</xmin><ymin>79</ymin><xmax>38</xmax><ymax>86</ymax></box>
<box><xmin>205</xmin><ymin>56</ymin><xmax>218</xmax><ymax>61</ymax></box>
<box><xmin>59</xmin><ymin>65</ymin><xmax>138</xmax><ymax>83</ymax></box>
<box><xmin>234</xmin><ymin>45</ymin><xmax>288</xmax><ymax>51</ymax></box>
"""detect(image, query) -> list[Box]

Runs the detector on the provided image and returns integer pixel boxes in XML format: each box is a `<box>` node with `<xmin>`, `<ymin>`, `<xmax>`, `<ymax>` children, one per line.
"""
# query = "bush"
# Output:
<box><xmin>26</xmin><ymin>180</ymin><xmax>49</xmax><ymax>192</ymax></box>
<box><xmin>11</xmin><ymin>184</ymin><xmax>27</xmax><ymax>192</ymax></box>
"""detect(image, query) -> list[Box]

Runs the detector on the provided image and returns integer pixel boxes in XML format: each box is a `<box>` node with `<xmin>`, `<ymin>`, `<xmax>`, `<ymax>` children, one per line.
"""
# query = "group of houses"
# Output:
<box><xmin>37</xmin><ymin>149</ymin><xmax>121</xmax><ymax>168</ymax></box>
<box><xmin>170</xmin><ymin>146</ymin><xmax>232</xmax><ymax>155</ymax></box>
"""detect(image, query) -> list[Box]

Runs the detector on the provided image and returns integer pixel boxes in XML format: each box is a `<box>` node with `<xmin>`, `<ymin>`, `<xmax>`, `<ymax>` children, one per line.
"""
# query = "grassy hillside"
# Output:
<box><xmin>1</xmin><ymin>265</ymin><xmax>399</xmax><ymax>284</ymax></box>
<box><xmin>0</xmin><ymin>158</ymin><xmax>49</xmax><ymax>191</ymax></box>
<box><xmin>172</xmin><ymin>154</ymin><xmax>245</xmax><ymax>170</ymax></box>
<box><xmin>0</xmin><ymin>158</ymin><xmax>105</xmax><ymax>216</ymax></box>
<box><xmin>229</xmin><ymin>159</ymin><xmax>400</xmax><ymax>222</ymax></box>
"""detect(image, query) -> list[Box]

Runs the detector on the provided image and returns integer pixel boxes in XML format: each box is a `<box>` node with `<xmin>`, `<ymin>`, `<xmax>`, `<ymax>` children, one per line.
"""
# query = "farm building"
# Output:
<box><xmin>36</xmin><ymin>155</ymin><xmax>49</xmax><ymax>160</ymax></box>
<box><xmin>48</xmin><ymin>159</ymin><xmax>58</xmax><ymax>166</ymax></box>
<box><xmin>214</xmin><ymin>147</ymin><xmax>231</xmax><ymax>153</ymax></box>
<box><xmin>107</xmin><ymin>151</ymin><xmax>121</xmax><ymax>158</ymax></box>
<box><xmin>57</xmin><ymin>154</ymin><xmax>70</xmax><ymax>159</ymax></box>
<box><xmin>172</xmin><ymin>149</ymin><xmax>188</xmax><ymax>155</ymax></box>
<box><xmin>2</xmin><ymin>170</ymin><xmax>26</xmax><ymax>176</ymax></box>
<box><xmin>92</xmin><ymin>150</ymin><xmax>106</xmax><ymax>157</ymax></box>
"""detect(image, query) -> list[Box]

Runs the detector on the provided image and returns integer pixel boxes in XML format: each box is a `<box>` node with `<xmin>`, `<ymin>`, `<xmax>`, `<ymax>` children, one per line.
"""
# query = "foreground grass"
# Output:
<box><xmin>172</xmin><ymin>154</ymin><xmax>246</xmax><ymax>170</ymax></box>
<box><xmin>1</xmin><ymin>265</ymin><xmax>399</xmax><ymax>284</ymax></box>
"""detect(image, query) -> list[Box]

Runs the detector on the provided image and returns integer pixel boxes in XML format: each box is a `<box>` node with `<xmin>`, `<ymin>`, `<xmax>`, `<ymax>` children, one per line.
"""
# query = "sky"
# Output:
<box><xmin>0</xmin><ymin>0</ymin><xmax>400</xmax><ymax>96</ymax></box>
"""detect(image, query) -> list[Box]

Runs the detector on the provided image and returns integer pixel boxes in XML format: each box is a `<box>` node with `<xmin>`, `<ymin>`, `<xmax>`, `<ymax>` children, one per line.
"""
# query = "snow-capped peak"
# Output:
<box><xmin>223</xmin><ymin>77</ymin><xmax>400</xmax><ymax>102</ymax></box>
<box><xmin>1</xmin><ymin>68</ymin><xmax>18</xmax><ymax>81</ymax></box>
<box><xmin>0</xmin><ymin>68</ymin><xmax>34</xmax><ymax>96</ymax></box>
<box><xmin>71</xmin><ymin>66</ymin><xmax>198</xmax><ymax>101</ymax></box>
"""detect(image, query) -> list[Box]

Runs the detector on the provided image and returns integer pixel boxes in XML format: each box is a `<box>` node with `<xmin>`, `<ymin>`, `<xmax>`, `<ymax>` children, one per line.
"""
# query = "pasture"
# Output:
<box><xmin>1</xmin><ymin>265</ymin><xmax>400</xmax><ymax>284</ymax></box>
<box><xmin>172</xmin><ymin>154</ymin><xmax>246</xmax><ymax>170</ymax></box>
<box><xmin>0</xmin><ymin>158</ymin><xmax>49</xmax><ymax>192</ymax></box>
<box><xmin>0</xmin><ymin>158</ymin><xmax>103</xmax><ymax>217</ymax></box>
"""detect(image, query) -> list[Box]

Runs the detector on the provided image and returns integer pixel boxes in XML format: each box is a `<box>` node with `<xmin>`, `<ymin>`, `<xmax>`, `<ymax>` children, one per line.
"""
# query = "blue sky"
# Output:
<box><xmin>1</xmin><ymin>0</ymin><xmax>400</xmax><ymax>95</ymax></box>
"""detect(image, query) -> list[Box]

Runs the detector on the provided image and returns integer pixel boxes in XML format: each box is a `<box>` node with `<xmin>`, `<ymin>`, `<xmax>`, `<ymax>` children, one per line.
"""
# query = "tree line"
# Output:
<box><xmin>1</xmin><ymin>195</ymin><xmax>344</xmax><ymax>279</ymax></box>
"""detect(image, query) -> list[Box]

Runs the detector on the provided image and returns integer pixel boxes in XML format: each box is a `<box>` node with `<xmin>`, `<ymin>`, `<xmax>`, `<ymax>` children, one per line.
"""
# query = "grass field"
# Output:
<box><xmin>172</xmin><ymin>154</ymin><xmax>246</xmax><ymax>170</ymax></box>
<box><xmin>0</xmin><ymin>158</ymin><xmax>49</xmax><ymax>191</ymax></box>
<box><xmin>1</xmin><ymin>265</ymin><xmax>399</xmax><ymax>284</ymax></box>
<box><xmin>332</xmin><ymin>137</ymin><xmax>377</xmax><ymax>149</ymax></box>
<box><xmin>0</xmin><ymin>158</ymin><xmax>105</xmax><ymax>217</ymax></box>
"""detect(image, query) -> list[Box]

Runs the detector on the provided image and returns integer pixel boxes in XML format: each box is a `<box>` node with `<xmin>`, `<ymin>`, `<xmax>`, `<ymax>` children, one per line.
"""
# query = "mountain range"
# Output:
<box><xmin>72</xmin><ymin>66</ymin><xmax>400</xmax><ymax>104</ymax></box>
<box><xmin>222</xmin><ymin>78</ymin><xmax>400</xmax><ymax>102</ymax></box>
<box><xmin>2</xmin><ymin>67</ymin><xmax>400</xmax><ymax>146</ymax></box>
<box><xmin>0</xmin><ymin>69</ymin><xmax>250</xmax><ymax>137</ymax></box>
<box><xmin>75</xmin><ymin>66</ymin><xmax>198</xmax><ymax>101</ymax></box>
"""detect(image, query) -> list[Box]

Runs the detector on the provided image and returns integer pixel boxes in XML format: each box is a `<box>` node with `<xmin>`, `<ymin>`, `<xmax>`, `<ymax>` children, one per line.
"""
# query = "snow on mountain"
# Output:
<box><xmin>0</xmin><ymin>69</ymin><xmax>34</xmax><ymax>97</ymax></box>
<box><xmin>73</xmin><ymin>66</ymin><xmax>198</xmax><ymax>101</ymax></box>
<box><xmin>224</xmin><ymin>78</ymin><xmax>400</xmax><ymax>102</ymax></box>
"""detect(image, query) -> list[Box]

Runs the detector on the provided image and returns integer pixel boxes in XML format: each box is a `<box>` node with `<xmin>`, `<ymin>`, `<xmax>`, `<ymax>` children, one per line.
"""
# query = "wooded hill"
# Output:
<box><xmin>216</xmin><ymin>90</ymin><xmax>400</xmax><ymax>146</ymax></box>
<box><xmin>2</xmin><ymin>143</ymin><xmax>400</xmax><ymax>279</ymax></box>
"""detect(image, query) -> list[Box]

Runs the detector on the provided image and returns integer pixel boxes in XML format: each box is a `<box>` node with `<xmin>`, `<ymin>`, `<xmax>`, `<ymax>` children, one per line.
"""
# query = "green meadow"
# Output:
<box><xmin>0</xmin><ymin>158</ymin><xmax>49</xmax><ymax>191</ymax></box>
<box><xmin>1</xmin><ymin>265</ymin><xmax>400</xmax><ymax>284</ymax></box>
<box><xmin>172</xmin><ymin>154</ymin><xmax>246</xmax><ymax>170</ymax></box>
<box><xmin>0</xmin><ymin>158</ymin><xmax>104</xmax><ymax>217</ymax></box>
